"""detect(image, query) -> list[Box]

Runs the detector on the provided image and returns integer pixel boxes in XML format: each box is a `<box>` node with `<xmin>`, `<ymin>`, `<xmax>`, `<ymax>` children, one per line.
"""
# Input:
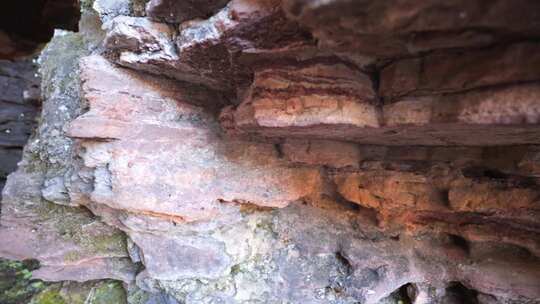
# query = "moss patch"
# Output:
<box><xmin>32</xmin><ymin>200</ymin><xmax>128</xmax><ymax>263</ymax></box>
<box><xmin>30</xmin><ymin>287</ymin><xmax>66</xmax><ymax>304</ymax></box>
<box><xmin>28</xmin><ymin>280</ymin><xmax>127</xmax><ymax>304</ymax></box>
<box><xmin>0</xmin><ymin>259</ymin><xmax>48</xmax><ymax>304</ymax></box>
<box><xmin>88</xmin><ymin>281</ymin><xmax>127</xmax><ymax>304</ymax></box>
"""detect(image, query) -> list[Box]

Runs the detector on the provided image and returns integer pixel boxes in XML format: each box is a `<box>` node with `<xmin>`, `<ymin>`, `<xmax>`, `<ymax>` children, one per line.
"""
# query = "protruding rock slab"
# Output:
<box><xmin>282</xmin><ymin>0</ymin><xmax>540</xmax><ymax>57</ymax></box>
<box><xmin>380</xmin><ymin>42</ymin><xmax>540</xmax><ymax>99</ymax></box>
<box><xmin>230</xmin><ymin>62</ymin><xmax>378</xmax><ymax>128</ymax></box>
<box><xmin>68</xmin><ymin>55</ymin><xmax>321</xmax><ymax>222</ymax></box>
<box><xmin>104</xmin><ymin>0</ymin><xmax>312</xmax><ymax>92</ymax></box>
<box><xmin>224</xmin><ymin>81</ymin><xmax>540</xmax><ymax>146</ymax></box>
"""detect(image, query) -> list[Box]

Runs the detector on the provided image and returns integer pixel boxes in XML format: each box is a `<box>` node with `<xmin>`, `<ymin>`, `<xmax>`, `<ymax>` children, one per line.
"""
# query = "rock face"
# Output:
<box><xmin>1</xmin><ymin>0</ymin><xmax>540</xmax><ymax>304</ymax></box>
<box><xmin>0</xmin><ymin>58</ymin><xmax>39</xmax><ymax>199</ymax></box>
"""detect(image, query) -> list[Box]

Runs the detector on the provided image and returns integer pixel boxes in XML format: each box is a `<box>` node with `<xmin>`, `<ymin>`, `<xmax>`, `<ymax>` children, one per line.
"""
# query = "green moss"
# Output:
<box><xmin>30</xmin><ymin>288</ymin><xmax>66</xmax><ymax>304</ymax></box>
<box><xmin>131</xmin><ymin>0</ymin><xmax>149</xmax><ymax>16</ymax></box>
<box><xmin>91</xmin><ymin>230</ymin><xmax>128</xmax><ymax>254</ymax></box>
<box><xmin>80</xmin><ymin>0</ymin><xmax>95</xmax><ymax>12</ymax></box>
<box><xmin>63</xmin><ymin>251</ymin><xmax>82</xmax><ymax>263</ymax></box>
<box><xmin>88</xmin><ymin>281</ymin><xmax>127</xmax><ymax>304</ymax></box>
<box><xmin>126</xmin><ymin>286</ymin><xmax>151</xmax><ymax>304</ymax></box>
<box><xmin>0</xmin><ymin>259</ymin><xmax>48</xmax><ymax>304</ymax></box>
<box><xmin>28</xmin><ymin>280</ymin><xmax>127</xmax><ymax>304</ymax></box>
<box><xmin>33</xmin><ymin>201</ymin><xmax>128</xmax><ymax>263</ymax></box>
<box><xmin>230</xmin><ymin>264</ymin><xmax>241</xmax><ymax>276</ymax></box>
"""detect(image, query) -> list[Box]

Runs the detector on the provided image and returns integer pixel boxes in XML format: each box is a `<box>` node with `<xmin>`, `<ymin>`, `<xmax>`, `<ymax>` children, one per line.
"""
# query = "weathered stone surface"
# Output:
<box><xmin>63</xmin><ymin>54</ymin><xmax>540</xmax><ymax>302</ymax></box>
<box><xmin>105</xmin><ymin>0</ymin><xmax>311</xmax><ymax>92</ymax></box>
<box><xmin>380</xmin><ymin>42</ymin><xmax>540</xmax><ymax>99</ymax></box>
<box><xmin>281</xmin><ymin>139</ymin><xmax>361</xmax><ymax>168</ymax></box>
<box><xmin>0</xmin><ymin>59</ymin><xmax>39</xmax><ymax>105</ymax></box>
<box><xmin>0</xmin><ymin>170</ymin><xmax>136</xmax><ymax>282</ymax></box>
<box><xmin>146</xmin><ymin>0</ymin><xmax>229</xmax><ymax>23</ymax></box>
<box><xmin>93</xmin><ymin>0</ymin><xmax>133</xmax><ymax>22</ymax></box>
<box><xmin>519</xmin><ymin>146</ymin><xmax>540</xmax><ymax>175</ymax></box>
<box><xmin>130</xmin><ymin>233</ymin><xmax>231</xmax><ymax>280</ymax></box>
<box><xmin>224</xmin><ymin>82</ymin><xmax>540</xmax><ymax>146</ymax></box>
<box><xmin>384</xmin><ymin>83</ymin><xmax>540</xmax><ymax>126</ymax></box>
<box><xmin>103</xmin><ymin>16</ymin><xmax>179</xmax><ymax>78</ymax></box>
<box><xmin>68</xmin><ymin>55</ymin><xmax>321</xmax><ymax>222</ymax></box>
<box><xmin>0</xmin><ymin>101</ymin><xmax>37</xmax><ymax>148</ymax></box>
<box><xmin>283</xmin><ymin>0</ymin><xmax>540</xmax><ymax>57</ymax></box>
<box><xmin>333</xmin><ymin>166</ymin><xmax>540</xmax><ymax>254</ymax></box>
<box><xmin>229</xmin><ymin>62</ymin><xmax>379</xmax><ymax>129</ymax></box>
<box><xmin>0</xmin><ymin>31</ymin><xmax>137</xmax><ymax>283</ymax></box>
<box><xmin>3</xmin><ymin>0</ymin><xmax>540</xmax><ymax>303</ymax></box>
<box><xmin>29</xmin><ymin>280</ymin><xmax>127</xmax><ymax>304</ymax></box>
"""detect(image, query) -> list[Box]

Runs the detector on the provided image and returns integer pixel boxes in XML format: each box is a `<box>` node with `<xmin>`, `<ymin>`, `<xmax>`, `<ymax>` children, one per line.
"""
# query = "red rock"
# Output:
<box><xmin>384</xmin><ymin>83</ymin><xmax>540</xmax><ymax>125</ymax></box>
<box><xmin>105</xmin><ymin>0</ymin><xmax>311</xmax><ymax>92</ymax></box>
<box><xmin>226</xmin><ymin>61</ymin><xmax>379</xmax><ymax>135</ymax></box>
<box><xmin>283</xmin><ymin>0</ymin><xmax>540</xmax><ymax>57</ymax></box>
<box><xmin>281</xmin><ymin>139</ymin><xmax>360</xmax><ymax>168</ymax></box>
<box><xmin>380</xmin><ymin>42</ymin><xmax>540</xmax><ymax>99</ymax></box>
<box><xmin>224</xmin><ymin>83</ymin><xmax>540</xmax><ymax>146</ymax></box>
<box><xmin>67</xmin><ymin>55</ymin><xmax>322</xmax><ymax>222</ymax></box>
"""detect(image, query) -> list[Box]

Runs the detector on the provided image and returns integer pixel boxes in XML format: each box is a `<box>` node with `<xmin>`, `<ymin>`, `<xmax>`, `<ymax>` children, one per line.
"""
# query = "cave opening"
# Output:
<box><xmin>1</xmin><ymin>0</ymin><xmax>80</xmax><ymax>59</ymax></box>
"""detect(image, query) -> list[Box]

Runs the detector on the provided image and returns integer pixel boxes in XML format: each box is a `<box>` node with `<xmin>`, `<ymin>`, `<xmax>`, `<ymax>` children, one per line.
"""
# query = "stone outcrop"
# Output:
<box><xmin>1</xmin><ymin>0</ymin><xmax>539</xmax><ymax>304</ymax></box>
<box><xmin>0</xmin><ymin>31</ymin><xmax>137</xmax><ymax>284</ymax></box>
<box><xmin>282</xmin><ymin>0</ymin><xmax>540</xmax><ymax>57</ymax></box>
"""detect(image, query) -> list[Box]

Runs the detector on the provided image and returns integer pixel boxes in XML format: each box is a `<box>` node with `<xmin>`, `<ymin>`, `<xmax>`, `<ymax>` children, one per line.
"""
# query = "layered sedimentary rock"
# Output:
<box><xmin>1</xmin><ymin>0</ymin><xmax>540</xmax><ymax>303</ymax></box>
<box><xmin>0</xmin><ymin>58</ymin><xmax>39</xmax><ymax>198</ymax></box>
<box><xmin>282</xmin><ymin>0</ymin><xmax>540</xmax><ymax>57</ymax></box>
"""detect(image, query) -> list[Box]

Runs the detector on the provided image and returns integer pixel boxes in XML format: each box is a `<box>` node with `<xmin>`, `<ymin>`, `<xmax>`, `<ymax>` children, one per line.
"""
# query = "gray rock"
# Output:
<box><xmin>0</xmin><ymin>31</ymin><xmax>137</xmax><ymax>283</ymax></box>
<box><xmin>41</xmin><ymin>176</ymin><xmax>69</xmax><ymax>205</ymax></box>
<box><xmin>93</xmin><ymin>0</ymin><xmax>132</xmax><ymax>22</ymax></box>
<box><xmin>130</xmin><ymin>233</ymin><xmax>231</xmax><ymax>280</ymax></box>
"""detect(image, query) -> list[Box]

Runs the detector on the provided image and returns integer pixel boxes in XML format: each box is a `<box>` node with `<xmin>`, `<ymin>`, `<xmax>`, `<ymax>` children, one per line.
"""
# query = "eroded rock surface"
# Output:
<box><xmin>1</xmin><ymin>0</ymin><xmax>539</xmax><ymax>303</ymax></box>
<box><xmin>0</xmin><ymin>31</ymin><xmax>136</xmax><ymax>284</ymax></box>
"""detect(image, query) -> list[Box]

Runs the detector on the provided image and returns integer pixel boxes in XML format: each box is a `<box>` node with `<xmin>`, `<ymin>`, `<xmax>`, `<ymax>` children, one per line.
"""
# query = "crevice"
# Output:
<box><xmin>448</xmin><ymin>234</ymin><xmax>470</xmax><ymax>255</ymax></box>
<box><xmin>335</xmin><ymin>250</ymin><xmax>353</xmax><ymax>276</ymax></box>
<box><xmin>444</xmin><ymin>281</ymin><xmax>479</xmax><ymax>304</ymax></box>
<box><xmin>1</xmin><ymin>0</ymin><xmax>80</xmax><ymax>59</ymax></box>
<box><xmin>383</xmin><ymin>283</ymin><xmax>417</xmax><ymax>304</ymax></box>
<box><xmin>437</xmin><ymin>188</ymin><xmax>451</xmax><ymax>208</ymax></box>
<box><xmin>462</xmin><ymin>166</ymin><xmax>537</xmax><ymax>187</ymax></box>
<box><xmin>274</xmin><ymin>143</ymin><xmax>284</xmax><ymax>159</ymax></box>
